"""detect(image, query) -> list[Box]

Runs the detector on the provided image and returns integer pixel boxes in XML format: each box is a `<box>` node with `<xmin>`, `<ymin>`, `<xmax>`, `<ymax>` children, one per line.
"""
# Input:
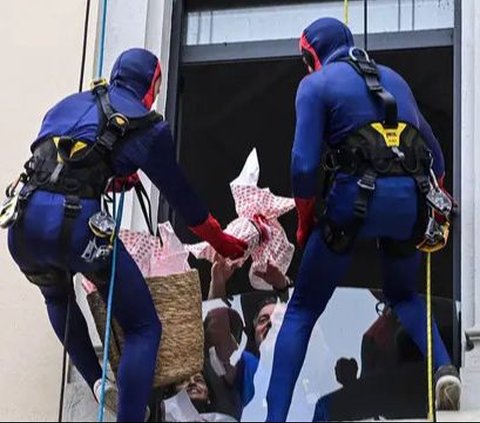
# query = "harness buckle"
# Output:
<box><xmin>369</xmin><ymin>82</ymin><xmax>383</xmax><ymax>92</ymax></box>
<box><xmin>349</xmin><ymin>47</ymin><xmax>371</xmax><ymax>63</ymax></box>
<box><xmin>107</xmin><ymin>113</ymin><xmax>130</xmax><ymax>137</ymax></box>
<box><xmin>357</xmin><ymin>173</ymin><xmax>376</xmax><ymax>191</ymax></box>
<box><xmin>90</xmin><ymin>78</ymin><xmax>108</xmax><ymax>92</ymax></box>
<box><xmin>63</xmin><ymin>196</ymin><xmax>82</xmax><ymax>218</ymax></box>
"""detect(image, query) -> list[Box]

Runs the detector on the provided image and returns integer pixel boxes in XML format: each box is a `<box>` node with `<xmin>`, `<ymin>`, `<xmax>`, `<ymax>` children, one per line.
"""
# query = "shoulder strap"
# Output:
<box><xmin>338</xmin><ymin>47</ymin><xmax>398</xmax><ymax>128</ymax></box>
<box><xmin>129</xmin><ymin>112</ymin><xmax>164</xmax><ymax>130</ymax></box>
<box><xmin>90</xmin><ymin>79</ymin><xmax>163</xmax><ymax>153</ymax></box>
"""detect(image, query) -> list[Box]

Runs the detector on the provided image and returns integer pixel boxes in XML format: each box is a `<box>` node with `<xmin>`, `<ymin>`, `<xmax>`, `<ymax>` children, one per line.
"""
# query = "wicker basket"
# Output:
<box><xmin>87</xmin><ymin>270</ymin><xmax>204</xmax><ymax>388</ymax></box>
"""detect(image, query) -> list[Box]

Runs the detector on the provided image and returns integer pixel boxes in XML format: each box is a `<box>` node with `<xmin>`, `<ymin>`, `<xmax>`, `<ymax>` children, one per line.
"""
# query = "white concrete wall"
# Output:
<box><xmin>99</xmin><ymin>0</ymin><xmax>173</xmax><ymax>233</ymax></box>
<box><xmin>460</xmin><ymin>0</ymin><xmax>480</xmax><ymax>410</ymax></box>
<box><xmin>0</xmin><ymin>1</ymin><xmax>98</xmax><ymax>420</ymax></box>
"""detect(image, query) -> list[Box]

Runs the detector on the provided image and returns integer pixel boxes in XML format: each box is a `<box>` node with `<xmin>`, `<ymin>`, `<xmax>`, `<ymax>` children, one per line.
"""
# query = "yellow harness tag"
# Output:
<box><xmin>115</xmin><ymin>116</ymin><xmax>127</xmax><ymax>127</ymax></box>
<box><xmin>53</xmin><ymin>137</ymin><xmax>88</xmax><ymax>163</ymax></box>
<box><xmin>371</xmin><ymin>123</ymin><xmax>407</xmax><ymax>147</ymax></box>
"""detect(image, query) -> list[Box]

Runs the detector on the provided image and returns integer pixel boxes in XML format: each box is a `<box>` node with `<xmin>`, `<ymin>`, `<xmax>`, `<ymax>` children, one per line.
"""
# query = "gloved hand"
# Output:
<box><xmin>295</xmin><ymin>197</ymin><xmax>316</xmax><ymax>248</ymax></box>
<box><xmin>107</xmin><ymin>173</ymin><xmax>141</xmax><ymax>192</ymax></box>
<box><xmin>189</xmin><ymin>214</ymin><xmax>248</xmax><ymax>260</ymax></box>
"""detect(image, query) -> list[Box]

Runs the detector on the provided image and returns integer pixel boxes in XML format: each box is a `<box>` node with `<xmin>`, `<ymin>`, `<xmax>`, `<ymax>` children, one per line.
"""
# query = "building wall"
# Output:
<box><xmin>460</xmin><ymin>0</ymin><xmax>480</xmax><ymax>410</ymax></box>
<box><xmin>0</xmin><ymin>1</ymin><xmax>98</xmax><ymax>420</ymax></box>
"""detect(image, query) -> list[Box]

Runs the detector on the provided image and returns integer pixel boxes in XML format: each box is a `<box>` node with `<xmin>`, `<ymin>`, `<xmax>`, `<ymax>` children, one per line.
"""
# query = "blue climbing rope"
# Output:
<box><xmin>95</xmin><ymin>1</ymin><xmax>116</xmax><ymax>421</ymax></box>
<box><xmin>97</xmin><ymin>189</ymin><xmax>125</xmax><ymax>422</ymax></box>
<box><xmin>97</xmin><ymin>0</ymin><xmax>108</xmax><ymax>78</ymax></box>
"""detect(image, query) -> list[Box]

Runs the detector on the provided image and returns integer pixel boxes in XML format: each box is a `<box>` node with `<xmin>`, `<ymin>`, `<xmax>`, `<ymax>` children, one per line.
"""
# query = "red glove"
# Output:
<box><xmin>295</xmin><ymin>197</ymin><xmax>316</xmax><ymax>248</ymax></box>
<box><xmin>189</xmin><ymin>214</ymin><xmax>248</xmax><ymax>260</ymax></box>
<box><xmin>107</xmin><ymin>173</ymin><xmax>141</xmax><ymax>192</ymax></box>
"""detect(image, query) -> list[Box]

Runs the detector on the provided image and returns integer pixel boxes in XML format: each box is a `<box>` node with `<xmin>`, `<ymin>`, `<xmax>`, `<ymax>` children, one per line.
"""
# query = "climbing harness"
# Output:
<box><xmin>319</xmin><ymin>47</ymin><xmax>435</xmax><ymax>255</ymax></box>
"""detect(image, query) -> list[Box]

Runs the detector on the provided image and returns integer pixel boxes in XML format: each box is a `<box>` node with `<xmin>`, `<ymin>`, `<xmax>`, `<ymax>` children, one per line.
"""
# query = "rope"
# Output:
<box><xmin>78</xmin><ymin>0</ymin><xmax>91</xmax><ymax>91</ymax></box>
<box><xmin>97</xmin><ymin>189</ymin><xmax>126</xmax><ymax>422</ymax></box>
<box><xmin>93</xmin><ymin>1</ymin><xmax>119</xmax><ymax>419</ymax></box>
<box><xmin>426</xmin><ymin>252</ymin><xmax>437</xmax><ymax>422</ymax></box>
<box><xmin>97</xmin><ymin>0</ymin><xmax>108</xmax><ymax>77</ymax></box>
<box><xmin>364</xmin><ymin>0</ymin><xmax>368</xmax><ymax>50</ymax></box>
<box><xmin>57</xmin><ymin>1</ymin><xmax>91</xmax><ymax>421</ymax></box>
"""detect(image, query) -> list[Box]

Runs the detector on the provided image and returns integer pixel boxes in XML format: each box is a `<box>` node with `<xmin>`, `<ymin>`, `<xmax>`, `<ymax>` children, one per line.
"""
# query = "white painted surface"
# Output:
<box><xmin>0</xmin><ymin>0</ymin><xmax>99</xmax><ymax>420</ymax></box>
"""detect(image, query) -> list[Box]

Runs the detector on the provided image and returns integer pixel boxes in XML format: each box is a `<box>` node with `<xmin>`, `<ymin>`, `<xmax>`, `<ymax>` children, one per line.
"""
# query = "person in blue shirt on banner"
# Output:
<box><xmin>265</xmin><ymin>17</ymin><xmax>460</xmax><ymax>422</ymax></box>
<box><xmin>6</xmin><ymin>48</ymin><xmax>246</xmax><ymax>422</ymax></box>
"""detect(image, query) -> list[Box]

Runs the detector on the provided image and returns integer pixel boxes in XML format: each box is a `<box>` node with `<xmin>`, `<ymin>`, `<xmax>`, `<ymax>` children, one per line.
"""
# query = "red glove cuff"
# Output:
<box><xmin>189</xmin><ymin>214</ymin><xmax>222</xmax><ymax>241</ymax></box>
<box><xmin>190</xmin><ymin>214</ymin><xmax>247</xmax><ymax>259</ymax></box>
<box><xmin>107</xmin><ymin>173</ymin><xmax>141</xmax><ymax>193</ymax></box>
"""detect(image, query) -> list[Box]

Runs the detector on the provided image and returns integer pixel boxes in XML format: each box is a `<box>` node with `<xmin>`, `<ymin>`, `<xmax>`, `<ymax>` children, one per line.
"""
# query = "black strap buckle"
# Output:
<box><xmin>63</xmin><ymin>195</ymin><xmax>82</xmax><ymax>218</ymax></box>
<box><xmin>357</xmin><ymin>171</ymin><xmax>377</xmax><ymax>191</ymax></box>
<box><xmin>91</xmin><ymin>78</ymin><xmax>108</xmax><ymax>93</ymax></box>
<box><xmin>107</xmin><ymin>113</ymin><xmax>129</xmax><ymax>137</ymax></box>
<box><xmin>349</xmin><ymin>47</ymin><xmax>371</xmax><ymax>64</ymax></box>
<box><xmin>367</xmin><ymin>80</ymin><xmax>383</xmax><ymax>92</ymax></box>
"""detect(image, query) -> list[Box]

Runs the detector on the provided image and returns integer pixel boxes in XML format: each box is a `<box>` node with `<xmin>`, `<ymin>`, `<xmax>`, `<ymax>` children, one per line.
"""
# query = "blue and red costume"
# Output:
<box><xmin>266</xmin><ymin>18</ymin><xmax>451</xmax><ymax>421</ymax></box>
<box><xmin>8</xmin><ymin>48</ymin><xmax>246</xmax><ymax>422</ymax></box>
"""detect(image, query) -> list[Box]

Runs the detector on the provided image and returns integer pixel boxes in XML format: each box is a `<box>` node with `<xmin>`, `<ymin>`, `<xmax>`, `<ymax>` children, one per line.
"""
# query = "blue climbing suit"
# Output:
<box><xmin>266</xmin><ymin>18</ymin><xmax>451</xmax><ymax>422</ymax></box>
<box><xmin>8</xmin><ymin>48</ymin><xmax>208</xmax><ymax>422</ymax></box>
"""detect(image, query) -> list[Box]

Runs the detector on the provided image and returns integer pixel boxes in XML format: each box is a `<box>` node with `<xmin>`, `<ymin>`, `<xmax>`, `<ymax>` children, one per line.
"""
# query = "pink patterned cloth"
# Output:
<box><xmin>81</xmin><ymin>222</ymin><xmax>191</xmax><ymax>294</ymax></box>
<box><xmin>187</xmin><ymin>149</ymin><xmax>295</xmax><ymax>290</ymax></box>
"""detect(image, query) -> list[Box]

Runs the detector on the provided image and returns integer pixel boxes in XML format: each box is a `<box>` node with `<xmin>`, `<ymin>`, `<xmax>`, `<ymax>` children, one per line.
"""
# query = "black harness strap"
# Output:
<box><xmin>339</xmin><ymin>47</ymin><xmax>398</xmax><ymax>128</ymax></box>
<box><xmin>92</xmin><ymin>82</ymin><xmax>163</xmax><ymax>154</ymax></box>
<box><xmin>61</xmin><ymin>195</ymin><xmax>82</xmax><ymax>260</ymax></box>
<box><xmin>323</xmin><ymin>168</ymin><xmax>378</xmax><ymax>254</ymax></box>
